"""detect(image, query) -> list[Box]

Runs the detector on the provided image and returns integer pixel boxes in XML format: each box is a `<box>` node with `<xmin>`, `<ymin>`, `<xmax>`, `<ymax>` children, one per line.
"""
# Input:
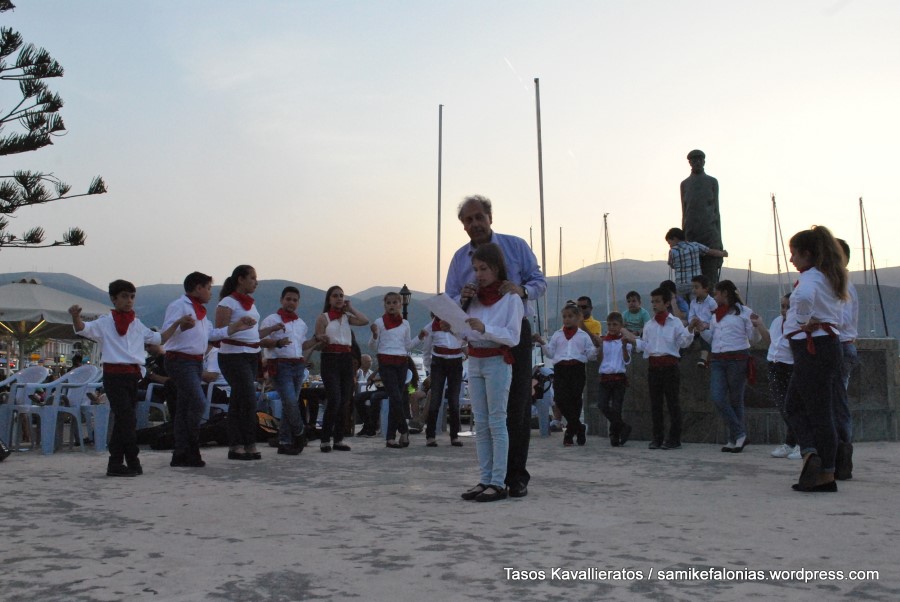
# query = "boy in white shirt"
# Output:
<box><xmin>597</xmin><ymin>312</ymin><xmax>633</xmax><ymax>447</ymax></box>
<box><xmin>70</xmin><ymin>279</ymin><xmax>190</xmax><ymax>477</ymax></box>
<box><xmin>535</xmin><ymin>303</ymin><xmax>597</xmax><ymax>447</ymax></box>
<box><xmin>622</xmin><ymin>287</ymin><xmax>694</xmax><ymax>450</ymax></box>
<box><xmin>687</xmin><ymin>275</ymin><xmax>717</xmax><ymax>368</ymax></box>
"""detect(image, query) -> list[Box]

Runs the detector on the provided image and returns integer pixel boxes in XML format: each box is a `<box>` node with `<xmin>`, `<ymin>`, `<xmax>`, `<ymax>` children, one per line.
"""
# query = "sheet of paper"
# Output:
<box><xmin>423</xmin><ymin>293</ymin><xmax>470</xmax><ymax>336</ymax></box>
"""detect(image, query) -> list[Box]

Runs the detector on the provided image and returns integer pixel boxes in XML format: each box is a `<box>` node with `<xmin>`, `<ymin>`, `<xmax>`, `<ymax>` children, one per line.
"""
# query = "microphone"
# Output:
<box><xmin>461</xmin><ymin>282</ymin><xmax>477</xmax><ymax>312</ymax></box>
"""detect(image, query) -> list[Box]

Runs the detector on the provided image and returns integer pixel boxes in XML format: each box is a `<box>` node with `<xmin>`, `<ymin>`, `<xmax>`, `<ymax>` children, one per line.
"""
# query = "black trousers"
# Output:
<box><xmin>553</xmin><ymin>362</ymin><xmax>585</xmax><ymax>436</ymax></box>
<box><xmin>505</xmin><ymin>318</ymin><xmax>532</xmax><ymax>489</ymax></box>
<box><xmin>598</xmin><ymin>378</ymin><xmax>628</xmax><ymax>435</ymax></box>
<box><xmin>648</xmin><ymin>365</ymin><xmax>681</xmax><ymax>444</ymax></box>
<box><xmin>426</xmin><ymin>356</ymin><xmax>463</xmax><ymax>439</ymax></box>
<box><xmin>103</xmin><ymin>372</ymin><xmax>140</xmax><ymax>465</ymax></box>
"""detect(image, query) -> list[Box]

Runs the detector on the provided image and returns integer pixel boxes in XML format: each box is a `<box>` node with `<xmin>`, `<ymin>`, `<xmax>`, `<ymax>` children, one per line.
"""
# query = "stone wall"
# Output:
<box><xmin>583</xmin><ymin>337</ymin><xmax>898</xmax><ymax>443</ymax></box>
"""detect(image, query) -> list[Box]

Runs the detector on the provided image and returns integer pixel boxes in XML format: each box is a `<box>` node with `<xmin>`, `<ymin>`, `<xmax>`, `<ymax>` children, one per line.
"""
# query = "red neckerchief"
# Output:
<box><xmin>383</xmin><ymin>313</ymin><xmax>402</xmax><ymax>329</ymax></box>
<box><xmin>431</xmin><ymin>316</ymin><xmax>442</xmax><ymax>332</ymax></box>
<box><xmin>231</xmin><ymin>292</ymin><xmax>254</xmax><ymax>311</ymax></box>
<box><xmin>187</xmin><ymin>296</ymin><xmax>207</xmax><ymax>320</ymax></box>
<box><xmin>278</xmin><ymin>309</ymin><xmax>298</xmax><ymax>323</ymax></box>
<box><xmin>714</xmin><ymin>304</ymin><xmax>730</xmax><ymax>322</ymax></box>
<box><xmin>653</xmin><ymin>311</ymin><xmax>668</xmax><ymax>326</ymax></box>
<box><xmin>327</xmin><ymin>308</ymin><xmax>343</xmax><ymax>321</ymax></box>
<box><xmin>111</xmin><ymin>310</ymin><xmax>135</xmax><ymax>336</ymax></box>
<box><xmin>476</xmin><ymin>282</ymin><xmax>503</xmax><ymax>306</ymax></box>
<box><xmin>563</xmin><ymin>326</ymin><xmax>577</xmax><ymax>340</ymax></box>
<box><xmin>603</xmin><ymin>333</ymin><xmax>622</xmax><ymax>341</ymax></box>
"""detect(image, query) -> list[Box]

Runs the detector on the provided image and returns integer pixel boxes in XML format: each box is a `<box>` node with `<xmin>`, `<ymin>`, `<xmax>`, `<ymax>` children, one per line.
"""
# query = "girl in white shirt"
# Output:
<box><xmin>783</xmin><ymin>226</ymin><xmax>848</xmax><ymax>493</ymax></box>
<box><xmin>313</xmin><ymin>286</ymin><xmax>369</xmax><ymax>452</ymax></box>
<box><xmin>705</xmin><ymin>279</ymin><xmax>761</xmax><ymax>453</ymax></box>
<box><xmin>458</xmin><ymin>243</ymin><xmax>523</xmax><ymax>503</ymax></box>
<box><xmin>215</xmin><ymin>265</ymin><xmax>285</xmax><ymax>461</ymax></box>
<box><xmin>370</xmin><ymin>292</ymin><xmax>416</xmax><ymax>448</ymax></box>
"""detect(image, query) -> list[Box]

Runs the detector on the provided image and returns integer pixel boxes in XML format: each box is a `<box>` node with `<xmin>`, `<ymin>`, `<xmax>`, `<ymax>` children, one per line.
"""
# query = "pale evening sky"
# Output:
<box><xmin>1</xmin><ymin>0</ymin><xmax>897</xmax><ymax>295</ymax></box>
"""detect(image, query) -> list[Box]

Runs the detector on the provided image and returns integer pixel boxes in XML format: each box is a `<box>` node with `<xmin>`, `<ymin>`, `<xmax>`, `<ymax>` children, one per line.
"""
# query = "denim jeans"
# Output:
<box><xmin>468</xmin><ymin>355</ymin><xmax>512</xmax><ymax>488</ymax></box>
<box><xmin>786</xmin><ymin>336</ymin><xmax>841</xmax><ymax>472</ymax></box>
<box><xmin>709</xmin><ymin>353</ymin><xmax>749</xmax><ymax>443</ymax></box>
<box><xmin>379</xmin><ymin>363</ymin><xmax>409</xmax><ymax>440</ymax></box>
<box><xmin>425</xmin><ymin>356</ymin><xmax>463</xmax><ymax>439</ymax></box>
<box><xmin>833</xmin><ymin>341</ymin><xmax>859</xmax><ymax>443</ymax></box>
<box><xmin>272</xmin><ymin>360</ymin><xmax>306</xmax><ymax>445</ymax></box>
<box><xmin>219</xmin><ymin>352</ymin><xmax>260</xmax><ymax>448</ymax></box>
<box><xmin>165</xmin><ymin>356</ymin><xmax>205</xmax><ymax>457</ymax></box>
<box><xmin>320</xmin><ymin>352</ymin><xmax>353</xmax><ymax>444</ymax></box>
<box><xmin>767</xmin><ymin>361</ymin><xmax>796</xmax><ymax>447</ymax></box>
<box><xmin>103</xmin><ymin>372</ymin><xmax>140</xmax><ymax>465</ymax></box>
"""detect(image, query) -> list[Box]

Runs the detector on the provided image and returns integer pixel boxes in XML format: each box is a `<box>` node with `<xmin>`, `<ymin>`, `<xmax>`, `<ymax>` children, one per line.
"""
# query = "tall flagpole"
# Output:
<box><xmin>436</xmin><ymin>104</ymin><xmax>443</xmax><ymax>294</ymax></box>
<box><xmin>534</xmin><ymin>78</ymin><xmax>547</xmax><ymax>336</ymax></box>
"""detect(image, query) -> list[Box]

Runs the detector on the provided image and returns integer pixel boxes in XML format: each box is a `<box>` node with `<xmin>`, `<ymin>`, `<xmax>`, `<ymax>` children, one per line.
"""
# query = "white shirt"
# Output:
<box><xmin>766</xmin><ymin>315</ymin><xmax>793</xmax><ymax>364</ymax></box>
<box><xmin>709</xmin><ymin>304</ymin><xmax>758</xmax><ymax>354</ymax></box>
<box><xmin>840</xmin><ymin>282</ymin><xmax>859</xmax><ymax>342</ymax></box>
<box><xmin>688</xmin><ymin>295</ymin><xmax>717</xmax><ymax>325</ymax></box>
<box><xmin>459</xmin><ymin>292</ymin><xmax>523</xmax><ymax>349</ymax></box>
<box><xmin>77</xmin><ymin>314</ymin><xmax>161</xmax><ymax>369</ymax></box>
<box><xmin>782</xmin><ymin>267</ymin><xmax>843</xmax><ymax>346</ymax></box>
<box><xmin>598</xmin><ymin>337</ymin><xmax>633</xmax><ymax>375</ymax></box>
<box><xmin>635</xmin><ymin>313</ymin><xmax>694</xmax><ymax>358</ymax></box>
<box><xmin>163</xmin><ymin>295</ymin><xmax>229</xmax><ymax>356</ymax></box>
<box><xmin>261</xmin><ymin>313</ymin><xmax>309</xmax><ymax>360</ymax></box>
<box><xmin>323</xmin><ymin>313</ymin><xmax>352</xmax><ymax>347</ymax></box>
<box><xmin>217</xmin><ymin>295</ymin><xmax>261</xmax><ymax>354</ymax></box>
<box><xmin>419</xmin><ymin>322</ymin><xmax>465</xmax><ymax>371</ymax></box>
<box><xmin>369</xmin><ymin>316</ymin><xmax>416</xmax><ymax>356</ymax></box>
<box><xmin>542</xmin><ymin>329</ymin><xmax>597</xmax><ymax>364</ymax></box>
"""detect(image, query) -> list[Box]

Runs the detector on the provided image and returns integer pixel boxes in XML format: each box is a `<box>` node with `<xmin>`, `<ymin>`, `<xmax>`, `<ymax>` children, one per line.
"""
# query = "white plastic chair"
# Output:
<box><xmin>11</xmin><ymin>365</ymin><xmax>102</xmax><ymax>454</ymax></box>
<box><xmin>202</xmin><ymin>378</ymin><xmax>230</xmax><ymax>420</ymax></box>
<box><xmin>0</xmin><ymin>366</ymin><xmax>50</xmax><ymax>443</ymax></box>
<box><xmin>135</xmin><ymin>383</ymin><xmax>169</xmax><ymax>429</ymax></box>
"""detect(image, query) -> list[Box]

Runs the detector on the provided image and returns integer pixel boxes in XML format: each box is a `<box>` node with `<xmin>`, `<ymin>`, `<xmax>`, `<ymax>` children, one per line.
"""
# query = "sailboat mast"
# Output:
<box><xmin>772</xmin><ymin>194</ymin><xmax>784</xmax><ymax>295</ymax></box>
<box><xmin>557</xmin><ymin>227</ymin><xmax>563</xmax><ymax>318</ymax></box>
<box><xmin>436</xmin><ymin>104</ymin><xmax>443</xmax><ymax>294</ymax></box>
<box><xmin>534</xmin><ymin>78</ymin><xmax>548</xmax><ymax>336</ymax></box>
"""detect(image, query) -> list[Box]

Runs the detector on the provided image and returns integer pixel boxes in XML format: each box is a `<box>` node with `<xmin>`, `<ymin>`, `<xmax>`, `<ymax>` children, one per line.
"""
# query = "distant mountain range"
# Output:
<box><xmin>2</xmin><ymin>260</ymin><xmax>897</xmax><ymax>339</ymax></box>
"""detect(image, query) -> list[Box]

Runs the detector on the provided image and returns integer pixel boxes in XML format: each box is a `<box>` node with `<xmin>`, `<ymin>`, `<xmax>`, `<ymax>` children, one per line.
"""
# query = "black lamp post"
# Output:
<box><xmin>399</xmin><ymin>284</ymin><xmax>411</xmax><ymax>320</ymax></box>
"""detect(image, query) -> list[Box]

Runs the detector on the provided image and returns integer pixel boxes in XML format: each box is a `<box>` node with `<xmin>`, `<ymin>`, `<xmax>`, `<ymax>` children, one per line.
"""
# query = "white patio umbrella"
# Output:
<box><xmin>0</xmin><ymin>278</ymin><xmax>110</xmax><ymax>368</ymax></box>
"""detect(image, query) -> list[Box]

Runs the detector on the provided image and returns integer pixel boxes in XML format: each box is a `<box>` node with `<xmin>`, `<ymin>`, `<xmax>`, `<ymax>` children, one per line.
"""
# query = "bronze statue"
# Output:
<box><xmin>680</xmin><ymin>149</ymin><xmax>723</xmax><ymax>285</ymax></box>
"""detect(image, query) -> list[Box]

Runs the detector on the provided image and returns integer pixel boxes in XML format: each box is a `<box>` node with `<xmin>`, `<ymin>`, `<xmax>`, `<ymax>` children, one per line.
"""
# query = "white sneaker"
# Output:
<box><xmin>787</xmin><ymin>446</ymin><xmax>802</xmax><ymax>460</ymax></box>
<box><xmin>770</xmin><ymin>443</ymin><xmax>792</xmax><ymax>458</ymax></box>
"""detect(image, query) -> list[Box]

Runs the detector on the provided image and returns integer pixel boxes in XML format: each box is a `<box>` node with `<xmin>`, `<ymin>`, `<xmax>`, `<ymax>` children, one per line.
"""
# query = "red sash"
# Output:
<box><xmin>103</xmin><ymin>363</ymin><xmax>141</xmax><ymax>375</ymax></box>
<box><xmin>377</xmin><ymin>354</ymin><xmax>407</xmax><ymax>366</ymax></box>
<box><xmin>467</xmin><ymin>344</ymin><xmax>514</xmax><ymax>365</ymax></box>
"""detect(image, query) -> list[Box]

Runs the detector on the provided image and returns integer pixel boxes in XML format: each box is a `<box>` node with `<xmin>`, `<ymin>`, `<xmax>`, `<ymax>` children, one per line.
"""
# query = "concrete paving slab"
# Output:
<box><xmin>1</xmin><ymin>436</ymin><xmax>898</xmax><ymax>601</ymax></box>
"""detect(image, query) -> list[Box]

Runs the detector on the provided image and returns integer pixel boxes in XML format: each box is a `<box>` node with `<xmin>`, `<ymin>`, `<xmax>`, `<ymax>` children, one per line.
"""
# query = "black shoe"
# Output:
<box><xmin>356</xmin><ymin>428</ymin><xmax>369</xmax><ymax>437</ymax></box>
<box><xmin>228</xmin><ymin>450</ymin><xmax>253</xmax><ymax>461</ymax></box>
<box><xmin>792</xmin><ymin>480</ymin><xmax>837</xmax><ymax>492</ymax></box>
<box><xmin>0</xmin><ymin>437</ymin><xmax>10</xmax><ymax>462</ymax></box>
<box><xmin>618</xmin><ymin>424</ymin><xmax>632</xmax><ymax>446</ymax></box>
<box><xmin>563</xmin><ymin>433</ymin><xmax>574</xmax><ymax>447</ymax></box>
<box><xmin>648</xmin><ymin>440</ymin><xmax>662</xmax><ymax>450</ymax></box>
<box><xmin>475</xmin><ymin>485</ymin><xmax>508</xmax><ymax>502</ymax></box>
<box><xmin>508</xmin><ymin>484</ymin><xmax>528</xmax><ymax>498</ymax></box>
<box><xmin>293</xmin><ymin>433</ymin><xmax>308</xmax><ymax>452</ymax></box>
<box><xmin>319</xmin><ymin>444</ymin><xmax>332</xmax><ymax>453</ymax></box>
<box><xmin>730</xmin><ymin>436</ymin><xmax>748</xmax><ymax>453</ymax></box>
<box><xmin>249</xmin><ymin>451</ymin><xmax>262</xmax><ymax>460</ymax></box>
<box><xmin>399</xmin><ymin>433</ymin><xmax>410</xmax><ymax>448</ymax></box>
<box><xmin>798</xmin><ymin>453</ymin><xmax>822</xmax><ymax>489</ymax></box>
<box><xmin>461</xmin><ymin>483</ymin><xmax>488</xmax><ymax>500</ymax></box>
<box><xmin>332</xmin><ymin>442</ymin><xmax>351</xmax><ymax>451</ymax></box>
<box><xmin>386</xmin><ymin>440</ymin><xmax>402</xmax><ymax>449</ymax></box>
<box><xmin>450</xmin><ymin>439</ymin><xmax>463</xmax><ymax>447</ymax></box>
<box><xmin>661</xmin><ymin>441</ymin><xmax>681</xmax><ymax>450</ymax></box>
<box><xmin>126</xmin><ymin>459</ymin><xmax>143</xmax><ymax>475</ymax></box>
<box><xmin>107</xmin><ymin>464</ymin><xmax>139</xmax><ymax>477</ymax></box>
<box><xmin>609</xmin><ymin>435</ymin><xmax>620</xmax><ymax>447</ymax></box>
<box><xmin>426</xmin><ymin>439</ymin><xmax>438</xmax><ymax>447</ymax></box>
<box><xmin>835</xmin><ymin>442</ymin><xmax>853</xmax><ymax>480</ymax></box>
<box><xmin>278</xmin><ymin>444</ymin><xmax>301</xmax><ymax>456</ymax></box>
<box><xmin>576</xmin><ymin>424</ymin><xmax>586</xmax><ymax>446</ymax></box>
<box><xmin>170</xmin><ymin>453</ymin><xmax>188</xmax><ymax>467</ymax></box>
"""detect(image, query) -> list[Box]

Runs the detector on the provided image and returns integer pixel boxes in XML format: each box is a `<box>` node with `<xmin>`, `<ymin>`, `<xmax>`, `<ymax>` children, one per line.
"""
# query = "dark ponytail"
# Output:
<box><xmin>714</xmin><ymin>279</ymin><xmax>744</xmax><ymax>315</ymax></box>
<box><xmin>220</xmin><ymin>265</ymin><xmax>254</xmax><ymax>300</ymax></box>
